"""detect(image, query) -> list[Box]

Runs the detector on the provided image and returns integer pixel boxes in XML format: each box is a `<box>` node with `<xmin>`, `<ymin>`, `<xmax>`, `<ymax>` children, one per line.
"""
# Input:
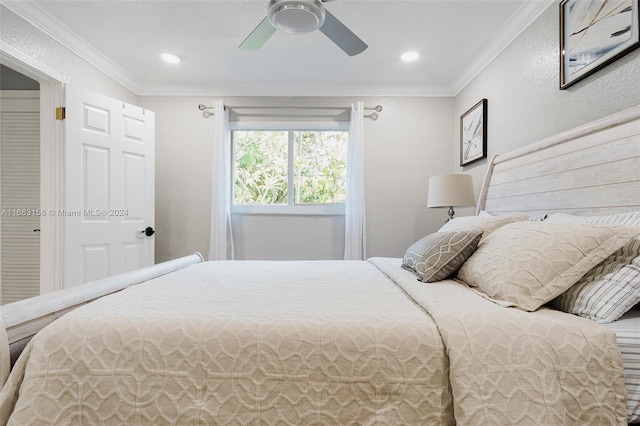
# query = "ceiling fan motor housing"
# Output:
<box><xmin>268</xmin><ymin>0</ymin><xmax>326</xmax><ymax>34</ymax></box>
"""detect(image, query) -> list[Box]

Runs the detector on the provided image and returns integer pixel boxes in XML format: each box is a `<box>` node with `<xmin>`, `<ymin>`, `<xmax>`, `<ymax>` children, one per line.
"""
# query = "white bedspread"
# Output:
<box><xmin>1</xmin><ymin>260</ymin><xmax>452</xmax><ymax>425</ymax></box>
<box><xmin>372</xmin><ymin>257</ymin><xmax>628</xmax><ymax>425</ymax></box>
<box><xmin>0</xmin><ymin>259</ymin><xmax>627</xmax><ymax>425</ymax></box>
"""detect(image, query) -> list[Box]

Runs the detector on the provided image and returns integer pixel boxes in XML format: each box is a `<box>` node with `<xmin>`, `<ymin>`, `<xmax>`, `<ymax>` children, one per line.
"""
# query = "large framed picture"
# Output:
<box><xmin>460</xmin><ymin>99</ymin><xmax>487</xmax><ymax>167</ymax></box>
<box><xmin>560</xmin><ymin>0</ymin><xmax>640</xmax><ymax>89</ymax></box>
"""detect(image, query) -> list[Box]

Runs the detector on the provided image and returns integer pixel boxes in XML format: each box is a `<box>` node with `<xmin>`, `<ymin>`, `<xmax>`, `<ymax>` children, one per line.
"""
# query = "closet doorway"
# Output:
<box><xmin>0</xmin><ymin>55</ymin><xmax>64</xmax><ymax>305</ymax></box>
<box><xmin>0</xmin><ymin>66</ymin><xmax>40</xmax><ymax>304</ymax></box>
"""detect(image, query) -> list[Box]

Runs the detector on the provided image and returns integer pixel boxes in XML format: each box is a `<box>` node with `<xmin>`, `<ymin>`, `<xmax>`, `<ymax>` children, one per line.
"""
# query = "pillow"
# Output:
<box><xmin>455</xmin><ymin>221</ymin><xmax>640</xmax><ymax>312</ymax></box>
<box><xmin>439</xmin><ymin>212</ymin><xmax>528</xmax><ymax>237</ymax></box>
<box><xmin>402</xmin><ymin>230</ymin><xmax>483</xmax><ymax>282</ymax></box>
<box><xmin>478</xmin><ymin>210</ymin><xmax>547</xmax><ymax>221</ymax></box>
<box><xmin>0</xmin><ymin>320</ymin><xmax>9</xmax><ymax>389</ymax></box>
<box><xmin>546</xmin><ymin>211</ymin><xmax>640</xmax><ymax>323</ymax></box>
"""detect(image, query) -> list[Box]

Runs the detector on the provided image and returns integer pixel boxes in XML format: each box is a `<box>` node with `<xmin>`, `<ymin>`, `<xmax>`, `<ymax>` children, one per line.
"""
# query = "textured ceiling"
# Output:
<box><xmin>5</xmin><ymin>0</ymin><xmax>553</xmax><ymax>96</ymax></box>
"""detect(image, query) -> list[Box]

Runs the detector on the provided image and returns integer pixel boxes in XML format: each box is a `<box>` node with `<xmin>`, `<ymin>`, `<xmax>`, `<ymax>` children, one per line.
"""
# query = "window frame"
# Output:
<box><xmin>230</xmin><ymin>120</ymin><xmax>349</xmax><ymax>216</ymax></box>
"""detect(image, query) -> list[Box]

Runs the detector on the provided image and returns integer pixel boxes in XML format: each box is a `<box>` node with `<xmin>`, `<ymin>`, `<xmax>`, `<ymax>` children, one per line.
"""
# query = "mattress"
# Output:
<box><xmin>603</xmin><ymin>308</ymin><xmax>640</xmax><ymax>423</ymax></box>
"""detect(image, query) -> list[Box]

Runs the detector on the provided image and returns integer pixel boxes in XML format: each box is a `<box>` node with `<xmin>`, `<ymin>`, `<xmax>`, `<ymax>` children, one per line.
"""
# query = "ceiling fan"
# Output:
<box><xmin>239</xmin><ymin>0</ymin><xmax>368</xmax><ymax>56</ymax></box>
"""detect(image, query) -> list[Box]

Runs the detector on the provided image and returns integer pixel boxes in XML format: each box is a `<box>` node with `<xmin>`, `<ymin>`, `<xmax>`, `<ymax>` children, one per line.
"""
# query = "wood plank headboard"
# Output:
<box><xmin>478</xmin><ymin>105</ymin><xmax>640</xmax><ymax>217</ymax></box>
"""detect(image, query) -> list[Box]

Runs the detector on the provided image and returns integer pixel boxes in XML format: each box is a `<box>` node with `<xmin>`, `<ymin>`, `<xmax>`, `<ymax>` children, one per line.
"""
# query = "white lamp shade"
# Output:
<box><xmin>427</xmin><ymin>173</ymin><xmax>476</xmax><ymax>208</ymax></box>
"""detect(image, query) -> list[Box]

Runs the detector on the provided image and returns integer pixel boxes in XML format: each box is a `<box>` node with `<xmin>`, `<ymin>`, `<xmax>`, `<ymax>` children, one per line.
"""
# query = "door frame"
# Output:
<box><xmin>0</xmin><ymin>42</ymin><xmax>68</xmax><ymax>295</ymax></box>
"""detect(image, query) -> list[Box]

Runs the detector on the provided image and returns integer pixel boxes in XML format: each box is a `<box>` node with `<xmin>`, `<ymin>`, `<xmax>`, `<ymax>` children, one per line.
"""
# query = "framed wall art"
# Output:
<box><xmin>560</xmin><ymin>0</ymin><xmax>640</xmax><ymax>89</ymax></box>
<box><xmin>460</xmin><ymin>99</ymin><xmax>487</xmax><ymax>167</ymax></box>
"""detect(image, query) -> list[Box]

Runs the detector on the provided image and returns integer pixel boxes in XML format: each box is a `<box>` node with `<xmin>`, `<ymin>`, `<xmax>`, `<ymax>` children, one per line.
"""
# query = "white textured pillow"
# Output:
<box><xmin>439</xmin><ymin>212</ymin><xmax>528</xmax><ymax>237</ymax></box>
<box><xmin>546</xmin><ymin>211</ymin><xmax>640</xmax><ymax>323</ymax></box>
<box><xmin>478</xmin><ymin>210</ymin><xmax>547</xmax><ymax>221</ymax></box>
<box><xmin>456</xmin><ymin>221</ymin><xmax>640</xmax><ymax>312</ymax></box>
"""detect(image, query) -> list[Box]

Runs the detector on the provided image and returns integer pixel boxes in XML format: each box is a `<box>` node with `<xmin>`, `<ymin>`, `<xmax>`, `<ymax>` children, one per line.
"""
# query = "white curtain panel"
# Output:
<box><xmin>344</xmin><ymin>101</ymin><xmax>366</xmax><ymax>260</ymax></box>
<box><xmin>208</xmin><ymin>99</ymin><xmax>234</xmax><ymax>260</ymax></box>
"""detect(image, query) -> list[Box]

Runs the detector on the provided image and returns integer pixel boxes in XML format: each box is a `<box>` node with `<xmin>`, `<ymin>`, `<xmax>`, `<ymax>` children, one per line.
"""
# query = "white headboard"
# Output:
<box><xmin>478</xmin><ymin>105</ymin><xmax>640</xmax><ymax>218</ymax></box>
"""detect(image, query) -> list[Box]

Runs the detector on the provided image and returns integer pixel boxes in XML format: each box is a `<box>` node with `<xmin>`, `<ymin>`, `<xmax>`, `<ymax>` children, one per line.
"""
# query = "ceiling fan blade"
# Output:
<box><xmin>319</xmin><ymin>10</ymin><xmax>367</xmax><ymax>56</ymax></box>
<box><xmin>239</xmin><ymin>17</ymin><xmax>277</xmax><ymax>50</ymax></box>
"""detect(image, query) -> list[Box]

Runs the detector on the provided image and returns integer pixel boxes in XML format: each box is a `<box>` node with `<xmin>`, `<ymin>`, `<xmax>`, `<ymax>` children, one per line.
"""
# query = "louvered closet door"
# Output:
<box><xmin>0</xmin><ymin>92</ymin><xmax>40</xmax><ymax>304</ymax></box>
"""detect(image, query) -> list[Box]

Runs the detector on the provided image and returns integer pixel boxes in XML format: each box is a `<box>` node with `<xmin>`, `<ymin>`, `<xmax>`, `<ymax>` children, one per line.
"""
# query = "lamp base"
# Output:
<box><xmin>446</xmin><ymin>206</ymin><xmax>455</xmax><ymax>222</ymax></box>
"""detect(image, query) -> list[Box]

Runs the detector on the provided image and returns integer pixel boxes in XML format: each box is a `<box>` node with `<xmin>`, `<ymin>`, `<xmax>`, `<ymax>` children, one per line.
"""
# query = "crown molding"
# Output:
<box><xmin>451</xmin><ymin>0</ymin><xmax>555</xmax><ymax>95</ymax></box>
<box><xmin>2</xmin><ymin>0</ymin><xmax>140</xmax><ymax>94</ymax></box>
<box><xmin>4</xmin><ymin>0</ymin><xmax>552</xmax><ymax>98</ymax></box>
<box><xmin>0</xmin><ymin>40</ymin><xmax>68</xmax><ymax>83</ymax></box>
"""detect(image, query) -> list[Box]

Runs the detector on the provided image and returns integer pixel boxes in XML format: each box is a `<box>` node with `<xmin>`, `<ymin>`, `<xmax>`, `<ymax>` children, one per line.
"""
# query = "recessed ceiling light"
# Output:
<box><xmin>401</xmin><ymin>51</ymin><xmax>420</xmax><ymax>62</ymax></box>
<box><xmin>161</xmin><ymin>53</ymin><xmax>181</xmax><ymax>64</ymax></box>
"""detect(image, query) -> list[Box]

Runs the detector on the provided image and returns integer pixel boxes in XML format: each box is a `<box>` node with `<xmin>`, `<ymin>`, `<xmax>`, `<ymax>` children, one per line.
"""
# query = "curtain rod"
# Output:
<box><xmin>198</xmin><ymin>104</ymin><xmax>383</xmax><ymax>112</ymax></box>
<box><xmin>198</xmin><ymin>104</ymin><xmax>382</xmax><ymax>120</ymax></box>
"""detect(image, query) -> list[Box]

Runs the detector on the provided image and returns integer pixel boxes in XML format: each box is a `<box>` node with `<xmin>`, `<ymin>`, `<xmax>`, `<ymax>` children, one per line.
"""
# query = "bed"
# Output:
<box><xmin>1</xmin><ymin>105</ymin><xmax>639</xmax><ymax>425</ymax></box>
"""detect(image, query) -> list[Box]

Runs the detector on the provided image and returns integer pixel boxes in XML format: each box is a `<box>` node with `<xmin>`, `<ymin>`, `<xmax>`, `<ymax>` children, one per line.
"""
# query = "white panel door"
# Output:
<box><xmin>65</xmin><ymin>86</ymin><xmax>155</xmax><ymax>287</ymax></box>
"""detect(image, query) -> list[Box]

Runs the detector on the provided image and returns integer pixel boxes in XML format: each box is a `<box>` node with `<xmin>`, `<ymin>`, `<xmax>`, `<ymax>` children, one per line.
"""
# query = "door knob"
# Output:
<box><xmin>145</xmin><ymin>226</ymin><xmax>155</xmax><ymax>237</ymax></box>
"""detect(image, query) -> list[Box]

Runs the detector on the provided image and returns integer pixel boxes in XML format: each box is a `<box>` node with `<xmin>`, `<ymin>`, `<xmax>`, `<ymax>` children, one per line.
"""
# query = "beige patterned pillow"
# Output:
<box><xmin>402</xmin><ymin>231</ymin><xmax>483</xmax><ymax>282</ymax></box>
<box><xmin>439</xmin><ymin>212</ymin><xmax>528</xmax><ymax>237</ymax></box>
<box><xmin>456</xmin><ymin>221</ymin><xmax>640</xmax><ymax>311</ymax></box>
<box><xmin>546</xmin><ymin>211</ymin><xmax>640</xmax><ymax>323</ymax></box>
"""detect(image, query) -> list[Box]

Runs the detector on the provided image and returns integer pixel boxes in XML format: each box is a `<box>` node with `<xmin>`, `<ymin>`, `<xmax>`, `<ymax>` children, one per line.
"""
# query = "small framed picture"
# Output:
<box><xmin>460</xmin><ymin>99</ymin><xmax>487</xmax><ymax>167</ymax></box>
<box><xmin>560</xmin><ymin>0</ymin><xmax>640</xmax><ymax>90</ymax></box>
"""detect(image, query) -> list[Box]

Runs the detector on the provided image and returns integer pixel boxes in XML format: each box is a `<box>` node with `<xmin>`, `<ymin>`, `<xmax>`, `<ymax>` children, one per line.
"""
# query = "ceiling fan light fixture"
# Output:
<box><xmin>268</xmin><ymin>0</ymin><xmax>326</xmax><ymax>34</ymax></box>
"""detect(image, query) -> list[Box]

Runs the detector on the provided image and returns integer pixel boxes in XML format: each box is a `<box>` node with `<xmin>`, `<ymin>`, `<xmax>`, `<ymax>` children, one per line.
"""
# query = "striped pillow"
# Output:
<box><xmin>547</xmin><ymin>211</ymin><xmax>640</xmax><ymax>323</ymax></box>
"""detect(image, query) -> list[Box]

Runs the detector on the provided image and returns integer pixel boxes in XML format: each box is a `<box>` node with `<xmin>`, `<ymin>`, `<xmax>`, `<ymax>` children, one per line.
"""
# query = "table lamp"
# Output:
<box><xmin>427</xmin><ymin>173</ymin><xmax>476</xmax><ymax>222</ymax></box>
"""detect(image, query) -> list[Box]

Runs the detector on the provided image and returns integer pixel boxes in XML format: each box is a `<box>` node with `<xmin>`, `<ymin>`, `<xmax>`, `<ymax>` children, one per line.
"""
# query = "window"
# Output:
<box><xmin>232</xmin><ymin>128</ymin><xmax>348</xmax><ymax>214</ymax></box>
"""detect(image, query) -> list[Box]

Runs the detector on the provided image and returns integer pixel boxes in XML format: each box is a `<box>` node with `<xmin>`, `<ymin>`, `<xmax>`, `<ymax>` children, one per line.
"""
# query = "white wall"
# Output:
<box><xmin>13</xmin><ymin>3</ymin><xmax>633</xmax><ymax>264</ymax></box>
<box><xmin>454</xmin><ymin>5</ymin><xmax>640</xmax><ymax>197</ymax></box>
<box><xmin>0</xmin><ymin>5</ymin><xmax>137</xmax><ymax>103</ymax></box>
<box><xmin>140</xmin><ymin>96</ymin><xmax>454</xmax><ymax>262</ymax></box>
<box><xmin>2</xmin><ymin>4</ymin><xmax>455</xmax><ymax>264</ymax></box>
